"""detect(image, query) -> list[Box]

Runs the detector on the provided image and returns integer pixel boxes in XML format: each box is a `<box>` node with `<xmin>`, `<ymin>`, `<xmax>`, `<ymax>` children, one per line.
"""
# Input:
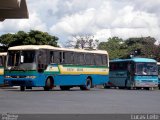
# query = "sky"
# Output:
<box><xmin>0</xmin><ymin>0</ymin><xmax>160</xmax><ymax>46</ymax></box>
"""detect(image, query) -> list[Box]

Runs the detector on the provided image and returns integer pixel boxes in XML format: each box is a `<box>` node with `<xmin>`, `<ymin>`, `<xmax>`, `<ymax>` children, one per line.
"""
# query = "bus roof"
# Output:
<box><xmin>8</xmin><ymin>45</ymin><xmax>108</xmax><ymax>55</ymax></box>
<box><xmin>0</xmin><ymin>52</ymin><xmax>7</xmax><ymax>56</ymax></box>
<box><xmin>110</xmin><ymin>58</ymin><xmax>157</xmax><ymax>63</ymax></box>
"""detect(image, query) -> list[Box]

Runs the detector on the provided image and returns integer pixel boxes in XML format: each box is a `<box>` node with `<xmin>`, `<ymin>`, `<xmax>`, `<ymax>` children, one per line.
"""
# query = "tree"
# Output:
<box><xmin>0</xmin><ymin>30</ymin><xmax>59</xmax><ymax>52</ymax></box>
<box><xmin>98</xmin><ymin>36</ymin><xmax>159</xmax><ymax>60</ymax></box>
<box><xmin>0</xmin><ymin>33</ymin><xmax>14</xmax><ymax>51</ymax></box>
<box><xmin>28</xmin><ymin>30</ymin><xmax>59</xmax><ymax>46</ymax></box>
<box><xmin>125</xmin><ymin>36</ymin><xmax>157</xmax><ymax>58</ymax></box>
<box><xmin>98</xmin><ymin>37</ymin><xmax>127</xmax><ymax>59</ymax></box>
<box><xmin>65</xmin><ymin>35</ymin><xmax>99</xmax><ymax>50</ymax></box>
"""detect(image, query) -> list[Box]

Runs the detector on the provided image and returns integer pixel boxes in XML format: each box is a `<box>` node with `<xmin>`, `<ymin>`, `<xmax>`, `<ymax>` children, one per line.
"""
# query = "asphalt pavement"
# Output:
<box><xmin>0</xmin><ymin>87</ymin><xmax>160</xmax><ymax>114</ymax></box>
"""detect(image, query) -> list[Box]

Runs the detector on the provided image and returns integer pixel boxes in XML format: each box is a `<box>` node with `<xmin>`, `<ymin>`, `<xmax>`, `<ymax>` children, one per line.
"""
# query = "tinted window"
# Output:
<box><xmin>94</xmin><ymin>55</ymin><xmax>103</xmax><ymax>66</ymax></box>
<box><xmin>102</xmin><ymin>55</ymin><xmax>107</xmax><ymax>66</ymax></box>
<box><xmin>84</xmin><ymin>53</ymin><xmax>95</xmax><ymax>65</ymax></box>
<box><xmin>64</xmin><ymin>52</ymin><xmax>74</xmax><ymax>64</ymax></box>
<box><xmin>73</xmin><ymin>53</ymin><xmax>85</xmax><ymax>65</ymax></box>
<box><xmin>110</xmin><ymin>62</ymin><xmax>129</xmax><ymax>71</ymax></box>
<box><xmin>51</xmin><ymin>51</ymin><xmax>61</xmax><ymax>64</ymax></box>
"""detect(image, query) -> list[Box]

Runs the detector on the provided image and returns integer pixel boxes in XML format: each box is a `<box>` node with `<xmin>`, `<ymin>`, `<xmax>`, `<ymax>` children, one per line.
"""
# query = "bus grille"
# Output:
<box><xmin>141</xmin><ymin>80</ymin><xmax>153</xmax><ymax>82</ymax></box>
<box><xmin>11</xmin><ymin>76</ymin><xmax>26</xmax><ymax>78</ymax></box>
<box><xmin>11</xmin><ymin>80</ymin><xmax>25</xmax><ymax>85</ymax></box>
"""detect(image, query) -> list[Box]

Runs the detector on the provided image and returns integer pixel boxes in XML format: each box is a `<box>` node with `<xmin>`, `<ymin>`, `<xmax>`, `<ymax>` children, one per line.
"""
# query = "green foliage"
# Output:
<box><xmin>98</xmin><ymin>37</ymin><xmax>127</xmax><ymax>59</ymax></box>
<box><xmin>98</xmin><ymin>36</ymin><xmax>159</xmax><ymax>60</ymax></box>
<box><xmin>0</xmin><ymin>30</ymin><xmax>59</xmax><ymax>52</ymax></box>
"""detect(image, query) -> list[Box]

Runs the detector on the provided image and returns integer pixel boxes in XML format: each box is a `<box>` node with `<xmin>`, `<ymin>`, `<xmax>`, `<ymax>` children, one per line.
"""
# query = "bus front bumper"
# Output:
<box><xmin>135</xmin><ymin>82</ymin><xmax>158</xmax><ymax>87</ymax></box>
<box><xmin>4</xmin><ymin>78</ymin><xmax>36</xmax><ymax>87</ymax></box>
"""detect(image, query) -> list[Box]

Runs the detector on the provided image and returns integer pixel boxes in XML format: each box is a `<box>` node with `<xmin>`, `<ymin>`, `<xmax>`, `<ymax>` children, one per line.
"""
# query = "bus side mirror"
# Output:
<box><xmin>20</xmin><ymin>55</ymin><xmax>24</xmax><ymax>63</ymax></box>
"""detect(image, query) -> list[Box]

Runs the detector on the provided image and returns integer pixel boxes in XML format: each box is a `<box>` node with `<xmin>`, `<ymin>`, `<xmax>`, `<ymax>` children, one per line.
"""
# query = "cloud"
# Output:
<box><xmin>0</xmin><ymin>12</ymin><xmax>47</xmax><ymax>33</ymax></box>
<box><xmin>0</xmin><ymin>0</ymin><xmax>160</xmax><ymax>45</ymax></box>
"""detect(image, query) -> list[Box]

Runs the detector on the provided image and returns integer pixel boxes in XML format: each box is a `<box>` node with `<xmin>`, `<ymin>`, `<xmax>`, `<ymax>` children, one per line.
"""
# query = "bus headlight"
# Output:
<box><xmin>5</xmin><ymin>80</ymin><xmax>9</xmax><ymax>84</ymax></box>
<box><xmin>26</xmin><ymin>76</ymin><xmax>36</xmax><ymax>79</ymax></box>
<box><xmin>5</xmin><ymin>76</ymin><xmax>11</xmax><ymax>78</ymax></box>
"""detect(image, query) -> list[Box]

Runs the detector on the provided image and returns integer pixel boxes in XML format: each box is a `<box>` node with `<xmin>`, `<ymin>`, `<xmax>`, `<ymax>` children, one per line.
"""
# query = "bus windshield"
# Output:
<box><xmin>135</xmin><ymin>62</ymin><xmax>157</xmax><ymax>76</ymax></box>
<box><xmin>7</xmin><ymin>50</ymin><xmax>36</xmax><ymax>70</ymax></box>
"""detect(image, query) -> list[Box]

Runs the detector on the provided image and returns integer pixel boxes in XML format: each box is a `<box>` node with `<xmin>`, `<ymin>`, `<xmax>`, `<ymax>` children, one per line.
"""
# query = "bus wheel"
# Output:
<box><xmin>60</xmin><ymin>86</ymin><xmax>70</xmax><ymax>91</ymax></box>
<box><xmin>20</xmin><ymin>86</ymin><xmax>25</xmax><ymax>91</ymax></box>
<box><xmin>104</xmin><ymin>85</ymin><xmax>110</xmax><ymax>89</ymax></box>
<box><xmin>103</xmin><ymin>83</ymin><xmax>110</xmax><ymax>89</ymax></box>
<box><xmin>144</xmin><ymin>87</ymin><xmax>150</xmax><ymax>90</ymax></box>
<box><xmin>80</xmin><ymin>78</ymin><xmax>92</xmax><ymax>90</ymax></box>
<box><xmin>119</xmin><ymin>87</ymin><xmax>125</xmax><ymax>89</ymax></box>
<box><xmin>44</xmin><ymin>77</ymin><xmax>53</xmax><ymax>91</ymax></box>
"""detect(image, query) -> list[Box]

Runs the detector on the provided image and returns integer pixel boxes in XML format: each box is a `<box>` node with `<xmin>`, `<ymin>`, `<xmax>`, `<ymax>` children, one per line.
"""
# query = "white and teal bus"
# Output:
<box><xmin>104</xmin><ymin>58</ymin><xmax>158</xmax><ymax>90</ymax></box>
<box><xmin>0</xmin><ymin>52</ymin><xmax>7</xmax><ymax>86</ymax></box>
<box><xmin>4</xmin><ymin>45</ymin><xmax>109</xmax><ymax>91</ymax></box>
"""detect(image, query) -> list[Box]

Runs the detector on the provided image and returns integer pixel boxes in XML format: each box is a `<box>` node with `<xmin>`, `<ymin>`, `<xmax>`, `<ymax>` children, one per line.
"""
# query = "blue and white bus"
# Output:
<box><xmin>0</xmin><ymin>52</ymin><xmax>7</xmax><ymax>86</ymax></box>
<box><xmin>4</xmin><ymin>45</ymin><xmax>109</xmax><ymax>91</ymax></box>
<box><xmin>104</xmin><ymin>58</ymin><xmax>158</xmax><ymax>90</ymax></box>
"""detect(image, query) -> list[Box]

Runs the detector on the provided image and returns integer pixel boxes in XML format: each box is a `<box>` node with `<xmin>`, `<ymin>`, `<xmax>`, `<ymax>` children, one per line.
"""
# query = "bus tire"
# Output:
<box><xmin>60</xmin><ymin>86</ymin><xmax>70</xmax><ymax>91</ymax></box>
<box><xmin>20</xmin><ymin>86</ymin><xmax>25</xmax><ymax>91</ymax></box>
<box><xmin>144</xmin><ymin>87</ymin><xmax>150</xmax><ymax>90</ymax></box>
<box><xmin>103</xmin><ymin>84</ymin><xmax>110</xmax><ymax>89</ymax></box>
<box><xmin>80</xmin><ymin>78</ymin><xmax>92</xmax><ymax>90</ymax></box>
<box><xmin>103</xmin><ymin>83</ymin><xmax>108</xmax><ymax>89</ymax></box>
<box><xmin>44</xmin><ymin>77</ymin><xmax>53</xmax><ymax>91</ymax></box>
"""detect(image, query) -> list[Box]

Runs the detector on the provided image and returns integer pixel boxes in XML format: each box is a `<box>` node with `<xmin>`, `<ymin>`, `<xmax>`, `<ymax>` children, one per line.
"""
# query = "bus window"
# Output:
<box><xmin>79</xmin><ymin>53</ymin><xmax>85</xmax><ymax>65</ymax></box>
<box><xmin>64</xmin><ymin>52</ymin><xmax>74</xmax><ymax>64</ymax></box>
<box><xmin>38</xmin><ymin>50</ymin><xmax>48</xmax><ymax>70</ymax></box>
<box><xmin>101</xmin><ymin>55</ymin><xmax>107</xmax><ymax>66</ymax></box>
<box><xmin>94</xmin><ymin>55</ymin><xmax>103</xmax><ymax>66</ymax></box>
<box><xmin>73</xmin><ymin>53</ymin><xmax>85</xmax><ymax>65</ymax></box>
<box><xmin>85</xmin><ymin>53</ymin><xmax>91</xmax><ymax>65</ymax></box>
<box><xmin>53</xmin><ymin>51</ymin><xmax>61</xmax><ymax>64</ymax></box>
<box><xmin>110</xmin><ymin>62</ymin><xmax>129</xmax><ymax>71</ymax></box>
<box><xmin>84</xmin><ymin>53</ymin><xmax>95</xmax><ymax>65</ymax></box>
<box><xmin>135</xmin><ymin>63</ymin><xmax>157</xmax><ymax>75</ymax></box>
<box><xmin>7</xmin><ymin>51</ymin><xmax>20</xmax><ymax>66</ymax></box>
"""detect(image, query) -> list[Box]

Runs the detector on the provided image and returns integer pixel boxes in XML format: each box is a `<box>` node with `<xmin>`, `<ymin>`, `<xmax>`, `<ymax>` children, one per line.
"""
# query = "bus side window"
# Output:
<box><xmin>79</xmin><ymin>53</ymin><xmax>85</xmax><ymax>65</ymax></box>
<box><xmin>94</xmin><ymin>55</ymin><xmax>103</xmax><ymax>66</ymax></box>
<box><xmin>63</xmin><ymin>52</ymin><xmax>74</xmax><ymax>64</ymax></box>
<box><xmin>38</xmin><ymin>50</ymin><xmax>48</xmax><ymax>72</ymax></box>
<box><xmin>85</xmin><ymin>53</ymin><xmax>91</xmax><ymax>65</ymax></box>
<box><xmin>102</xmin><ymin>55</ymin><xmax>107</xmax><ymax>66</ymax></box>
<box><xmin>53</xmin><ymin>51</ymin><xmax>60</xmax><ymax>64</ymax></box>
<box><xmin>110</xmin><ymin>63</ymin><xmax>115</xmax><ymax>71</ymax></box>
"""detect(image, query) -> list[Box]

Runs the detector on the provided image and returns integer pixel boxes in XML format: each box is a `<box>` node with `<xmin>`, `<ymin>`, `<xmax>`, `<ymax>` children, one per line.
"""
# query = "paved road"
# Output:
<box><xmin>0</xmin><ymin>87</ymin><xmax>160</xmax><ymax>114</ymax></box>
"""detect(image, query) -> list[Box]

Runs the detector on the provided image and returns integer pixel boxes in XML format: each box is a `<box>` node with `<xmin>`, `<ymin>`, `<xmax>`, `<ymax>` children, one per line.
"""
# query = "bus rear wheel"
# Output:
<box><xmin>60</xmin><ymin>86</ymin><xmax>70</xmax><ymax>91</ymax></box>
<box><xmin>20</xmin><ymin>86</ymin><xmax>25</xmax><ymax>91</ymax></box>
<box><xmin>80</xmin><ymin>78</ymin><xmax>92</xmax><ymax>90</ymax></box>
<box><xmin>44</xmin><ymin>77</ymin><xmax>53</xmax><ymax>91</ymax></box>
